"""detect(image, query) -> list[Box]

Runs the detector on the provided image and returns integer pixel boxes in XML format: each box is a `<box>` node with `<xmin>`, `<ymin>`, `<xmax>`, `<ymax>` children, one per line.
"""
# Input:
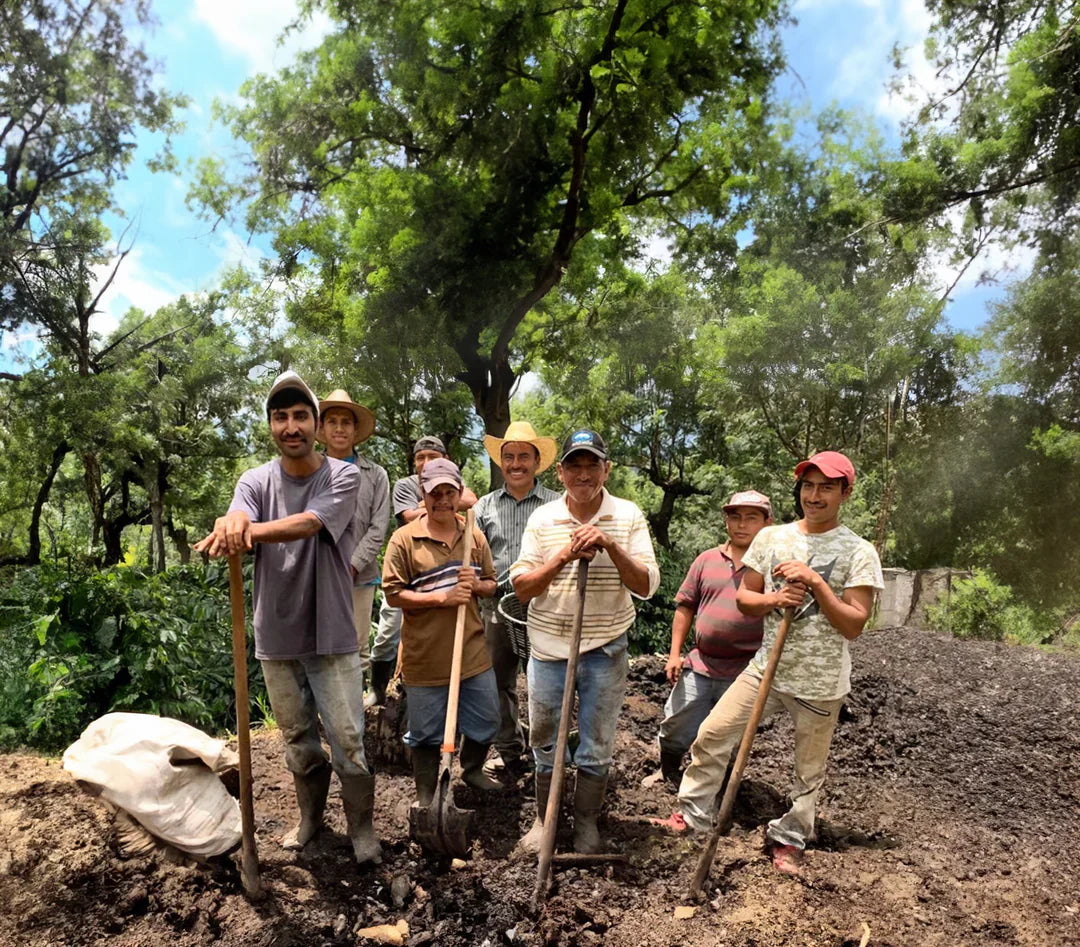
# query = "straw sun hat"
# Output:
<box><xmin>482</xmin><ymin>421</ymin><xmax>558</xmax><ymax>473</ymax></box>
<box><xmin>317</xmin><ymin>389</ymin><xmax>376</xmax><ymax>445</ymax></box>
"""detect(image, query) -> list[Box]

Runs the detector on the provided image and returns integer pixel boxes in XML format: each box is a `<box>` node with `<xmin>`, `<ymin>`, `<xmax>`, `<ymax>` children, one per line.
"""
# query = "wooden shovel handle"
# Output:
<box><xmin>228</xmin><ymin>554</ymin><xmax>263</xmax><ymax>900</ymax></box>
<box><xmin>441</xmin><ymin>509</ymin><xmax>475</xmax><ymax>754</ymax></box>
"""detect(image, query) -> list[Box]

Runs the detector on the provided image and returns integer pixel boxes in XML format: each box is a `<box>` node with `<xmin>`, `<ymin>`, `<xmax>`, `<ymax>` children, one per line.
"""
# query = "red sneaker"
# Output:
<box><xmin>650</xmin><ymin>811</ymin><xmax>692</xmax><ymax>834</ymax></box>
<box><xmin>767</xmin><ymin>843</ymin><xmax>803</xmax><ymax>875</ymax></box>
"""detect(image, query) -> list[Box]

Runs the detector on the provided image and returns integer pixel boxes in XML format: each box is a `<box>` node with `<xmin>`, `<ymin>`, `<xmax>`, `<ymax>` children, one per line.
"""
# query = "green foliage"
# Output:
<box><xmin>926</xmin><ymin>568</ymin><xmax>1053</xmax><ymax>645</ymax></box>
<box><xmin>0</xmin><ymin>562</ymin><xmax>267</xmax><ymax>751</ymax></box>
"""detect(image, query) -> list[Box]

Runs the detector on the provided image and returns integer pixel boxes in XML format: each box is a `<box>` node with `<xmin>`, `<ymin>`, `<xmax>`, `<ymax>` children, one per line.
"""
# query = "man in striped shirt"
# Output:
<box><xmin>641</xmin><ymin>490</ymin><xmax>771</xmax><ymax>790</ymax></box>
<box><xmin>511</xmin><ymin>429</ymin><xmax>660</xmax><ymax>855</ymax></box>
<box><xmin>474</xmin><ymin>421</ymin><xmax>561</xmax><ymax>782</ymax></box>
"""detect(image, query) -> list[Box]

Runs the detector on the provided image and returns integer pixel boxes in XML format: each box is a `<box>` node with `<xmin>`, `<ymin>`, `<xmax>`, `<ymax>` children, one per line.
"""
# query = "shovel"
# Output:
<box><xmin>531</xmin><ymin>557</ymin><xmax>590</xmax><ymax>912</ymax></box>
<box><xmin>228</xmin><ymin>554</ymin><xmax>263</xmax><ymax>900</ymax></box>
<box><xmin>688</xmin><ymin>557</ymin><xmax>835</xmax><ymax>901</ymax></box>
<box><xmin>409</xmin><ymin>510</ymin><xmax>476</xmax><ymax>857</ymax></box>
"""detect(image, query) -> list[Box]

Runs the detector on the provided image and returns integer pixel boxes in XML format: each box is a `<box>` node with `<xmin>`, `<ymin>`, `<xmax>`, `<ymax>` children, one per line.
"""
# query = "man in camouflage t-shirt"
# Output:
<box><xmin>657</xmin><ymin>451</ymin><xmax>883</xmax><ymax>875</ymax></box>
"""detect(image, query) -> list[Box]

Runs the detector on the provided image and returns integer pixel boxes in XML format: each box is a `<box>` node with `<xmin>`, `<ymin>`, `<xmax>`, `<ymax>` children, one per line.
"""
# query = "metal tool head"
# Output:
<box><xmin>769</xmin><ymin>555</ymin><xmax>838</xmax><ymax>622</ymax></box>
<box><xmin>408</xmin><ymin>769</ymin><xmax>472</xmax><ymax>857</ymax></box>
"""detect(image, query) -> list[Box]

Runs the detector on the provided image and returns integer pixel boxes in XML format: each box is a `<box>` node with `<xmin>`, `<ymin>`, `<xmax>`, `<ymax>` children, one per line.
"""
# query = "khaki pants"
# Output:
<box><xmin>352</xmin><ymin>584</ymin><xmax>376</xmax><ymax>681</ymax></box>
<box><xmin>677</xmin><ymin>668</ymin><xmax>842</xmax><ymax>849</ymax></box>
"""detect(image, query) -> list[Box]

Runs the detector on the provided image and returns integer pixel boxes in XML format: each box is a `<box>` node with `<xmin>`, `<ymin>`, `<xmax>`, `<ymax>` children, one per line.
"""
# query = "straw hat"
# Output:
<box><xmin>317</xmin><ymin>389</ymin><xmax>376</xmax><ymax>445</ymax></box>
<box><xmin>483</xmin><ymin>421</ymin><xmax>558</xmax><ymax>473</ymax></box>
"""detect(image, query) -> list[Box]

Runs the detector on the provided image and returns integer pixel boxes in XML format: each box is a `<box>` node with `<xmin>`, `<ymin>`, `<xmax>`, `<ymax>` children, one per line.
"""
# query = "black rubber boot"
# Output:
<box><xmin>514</xmin><ymin>770</ymin><xmax>553</xmax><ymax>857</ymax></box>
<box><xmin>411</xmin><ymin>745</ymin><xmax>441</xmax><ymax>807</ymax></box>
<box><xmin>640</xmin><ymin>748</ymin><xmax>684</xmax><ymax>789</ymax></box>
<box><xmin>573</xmin><ymin>770</ymin><xmax>608</xmax><ymax>855</ymax></box>
<box><xmin>459</xmin><ymin>737</ymin><xmax>506</xmax><ymax>792</ymax></box>
<box><xmin>339</xmin><ymin>771</ymin><xmax>382</xmax><ymax>866</ymax></box>
<box><xmin>282</xmin><ymin>762</ymin><xmax>332</xmax><ymax>850</ymax></box>
<box><xmin>366</xmin><ymin>659</ymin><xmax>395</xmax><ymax>708</ymax></box>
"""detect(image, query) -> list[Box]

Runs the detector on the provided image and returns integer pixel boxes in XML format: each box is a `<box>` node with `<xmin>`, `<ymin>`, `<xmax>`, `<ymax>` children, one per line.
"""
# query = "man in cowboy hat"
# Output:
<box><xmin>473</xmin><ymin>421</ymin><xmax>561</xmax><ymax>782</ymax></box>
<box><xmin>368</xmin><ymin>436</ymin><xmax>479</xmax><ymax>707</ymax></box>
<box><xmin>194</xmin><ymin>371</ymin><xmax>381</xmax><ymax>865</ymax></box>
<box><xmin>318</xmin><ymin>389</ymin><xmax>390</xmax><ymax>694</ymax></box>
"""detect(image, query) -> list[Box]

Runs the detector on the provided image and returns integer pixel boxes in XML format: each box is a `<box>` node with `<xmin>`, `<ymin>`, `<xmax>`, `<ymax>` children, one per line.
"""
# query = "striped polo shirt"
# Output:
<box><xmin>382</xmin><ymin>516</ymin><xmax>496</xmax><ymax>686</ymax></box>
<box><xmin>474</xmin><ymin>481</ymin><xmax>561</xmax><ymax>588</ymax></box>
<box><xmin>510</xmin><ymin>490</ymin><xmax>660</xmax><ymax>660</ymax></box>
<box><xmin>675</xmin><ymin>545</ymin><xmax>764</xmax><ymax>680</ymax></box>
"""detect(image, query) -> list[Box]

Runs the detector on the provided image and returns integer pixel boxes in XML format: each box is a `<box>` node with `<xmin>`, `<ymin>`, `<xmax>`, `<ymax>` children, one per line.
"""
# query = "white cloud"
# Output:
<box><xmin>191</xmin><ymin>0</ymin><xmax>334</xmax><ymax>74</ymax></box>
<box><xmin>91</xmin><ymin>248</ymin><xmax>187</xmax><ymax>334</ymax></box>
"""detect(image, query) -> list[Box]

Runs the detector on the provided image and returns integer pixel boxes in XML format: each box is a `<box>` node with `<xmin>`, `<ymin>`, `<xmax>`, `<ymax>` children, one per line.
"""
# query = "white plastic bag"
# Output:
<box><xmin>63</xmin><ymin>712</ymin><xmax>242</xmax><ymax>857</ymax></box>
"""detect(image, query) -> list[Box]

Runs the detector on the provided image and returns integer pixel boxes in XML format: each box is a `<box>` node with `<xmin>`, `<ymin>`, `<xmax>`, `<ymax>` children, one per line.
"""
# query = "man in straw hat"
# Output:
<box><xmin>640</xmin><ymin>490</ymin><xmax>772</xmax><ymax>790</ymax></box>
<box><xmin>194</xmin><ymin>370</ymin><xmax>381</xmax><ymax>865</ymax></box>
<box><xmin>511</xmin><ymin>429</ymin><xmax>660</xmax><ymax>854</ymax></box>
<box><xmin>473</xmin><ymin>421</ymin><xmax>561</xmax><ymax>783</ymax></box>
<box><xmin>318</xmin><ymin>389</ymin><xmax>389</xmax><ymax>696</ymax></box>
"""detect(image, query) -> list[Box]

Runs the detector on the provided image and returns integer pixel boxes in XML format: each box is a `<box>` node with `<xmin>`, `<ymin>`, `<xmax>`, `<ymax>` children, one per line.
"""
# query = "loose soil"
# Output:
<box><xmin>2</xmin><ymin>625</ymin><xmax>1079</xmax><ymax>946</ymax></box>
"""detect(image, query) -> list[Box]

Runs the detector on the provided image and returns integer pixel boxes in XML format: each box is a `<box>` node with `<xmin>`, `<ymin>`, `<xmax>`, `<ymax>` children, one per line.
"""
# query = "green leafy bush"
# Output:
<box><xmin>629</xmin><ymin>545</ymin><xmax>691</xmax><ymax>655</ymax></box>
<box><xmin>0</xmin><ymin>562</ymin><xmax>267</xmax><ymax>751</ymax></box>
<box><xmin>926</xmin><ymin>569</ymin><xmax>1053</xmax><ymax>645</ymax></box>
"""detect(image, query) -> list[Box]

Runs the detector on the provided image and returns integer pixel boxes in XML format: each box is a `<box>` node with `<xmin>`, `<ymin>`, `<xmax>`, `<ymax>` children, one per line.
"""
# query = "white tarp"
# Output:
<box><xmin>62</xmin><ymin>712</ymin><xmax>242</xmax><ymax>857</ymax></box>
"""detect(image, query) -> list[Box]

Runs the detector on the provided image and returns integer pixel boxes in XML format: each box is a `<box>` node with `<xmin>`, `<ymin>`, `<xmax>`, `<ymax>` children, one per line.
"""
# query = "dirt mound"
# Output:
<box><xmin>1</xmin><ymin>625</ymin><xmax>1078</xmax><ymax>946</ymax></box>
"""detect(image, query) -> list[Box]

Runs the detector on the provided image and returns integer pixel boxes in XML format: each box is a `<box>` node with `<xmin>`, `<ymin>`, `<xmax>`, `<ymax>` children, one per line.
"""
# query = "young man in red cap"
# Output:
<box><xmin>657</xmin><ymin>451</ymin><xmax>883</xmax><ymax>875</ymax></box>
<box><xmin>641</xmin><ymin>490</ymin><xmax>772</xmax><ymax>790</ymax></box>
<box><xmin>381</xmin><ymin>457</ymin><xmax>504</xmax><ymax>807</ymax></box>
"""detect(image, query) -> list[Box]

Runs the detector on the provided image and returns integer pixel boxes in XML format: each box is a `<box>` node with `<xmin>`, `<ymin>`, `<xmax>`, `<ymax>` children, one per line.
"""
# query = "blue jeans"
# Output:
<box><xmin>527</xmin><ymin>633</ymin><xmax>628</xmax><ymax>778</ymax></box>
<box><xmin>404</xmin><ymin>668</ymin><xmax>501</xmax><ymax>747</ymax></box>
<box><xmin>261</xmin><ymin>652</ymin><xmax>370</xmax><ymax>777</ymax></box>
<box><xmin>658</xmin><ymin>669</ymin><xmax>736</xmax><ymax>755</ymax></box>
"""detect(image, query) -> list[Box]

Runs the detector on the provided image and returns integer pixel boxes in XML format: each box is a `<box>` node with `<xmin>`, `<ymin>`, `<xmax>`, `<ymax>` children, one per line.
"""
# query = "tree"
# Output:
<box><xmin>1</xmin><ymin>0</ymin><xmax>183</xmax><ymax>340</ymax></box>
<box><xmin>195</xmin><ymin>0</ymin><xmax>788</xmax><ymax>442</ymax></box>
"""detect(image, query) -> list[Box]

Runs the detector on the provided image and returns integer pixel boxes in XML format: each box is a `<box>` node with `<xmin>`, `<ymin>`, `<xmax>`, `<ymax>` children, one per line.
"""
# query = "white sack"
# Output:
<box><xmin>63</xmin><ymin>712</ymin><xmax>242</xmax><ymax>857</ymax></box>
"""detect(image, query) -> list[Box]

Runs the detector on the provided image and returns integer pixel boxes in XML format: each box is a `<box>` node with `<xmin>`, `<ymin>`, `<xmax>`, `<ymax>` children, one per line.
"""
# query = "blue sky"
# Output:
<box><xmin>3</xmin><ymin>0</ymin><xmax>1020</xmax><ymax>370</ymax></box>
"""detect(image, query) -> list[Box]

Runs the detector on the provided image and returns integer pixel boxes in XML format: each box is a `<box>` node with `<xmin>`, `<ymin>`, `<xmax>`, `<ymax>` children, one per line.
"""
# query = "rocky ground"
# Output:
<box><xmin>1</xmin><ymin>624</ymin><xmax>1079</xmax><ymax>946</ymax></box>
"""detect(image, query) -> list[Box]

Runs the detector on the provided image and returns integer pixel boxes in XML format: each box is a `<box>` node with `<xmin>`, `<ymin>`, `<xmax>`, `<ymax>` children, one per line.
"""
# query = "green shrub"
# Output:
<box><xmin>926</xmin><ymin>569</ymin><xmax>1054</xmax><ymax>645</ymax></box>
<box><xmin>0</xmin><ymin>562</ymin><xmax>268</xmax><ymax>751</ymax></box>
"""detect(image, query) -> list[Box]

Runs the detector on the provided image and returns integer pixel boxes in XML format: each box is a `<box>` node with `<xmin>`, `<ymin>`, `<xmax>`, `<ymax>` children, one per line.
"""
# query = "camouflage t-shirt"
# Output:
<box><xmin>742</xmin><ymin>522</ymin><xmax>884</xmax><ymax>700</ymax></box>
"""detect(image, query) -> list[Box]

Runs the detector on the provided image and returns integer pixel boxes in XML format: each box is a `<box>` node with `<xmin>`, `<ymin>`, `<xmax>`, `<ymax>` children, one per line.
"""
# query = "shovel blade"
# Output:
<box><xmin>409</xmin><ymin>770</ymin><xmax>472</xmax><ymax>857</ymax></box>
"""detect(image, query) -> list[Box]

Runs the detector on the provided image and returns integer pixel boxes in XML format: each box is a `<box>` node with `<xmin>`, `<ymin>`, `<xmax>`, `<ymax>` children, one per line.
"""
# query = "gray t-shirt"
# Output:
<box><xmin>391</xmin><ymin>474</ymin><xmax>422</xmax><ymax>523</ymax></box>
<box><xmin>228</xmin><ymin>456</ymin><xmax>359</xmax><ymax>660</ymax></box>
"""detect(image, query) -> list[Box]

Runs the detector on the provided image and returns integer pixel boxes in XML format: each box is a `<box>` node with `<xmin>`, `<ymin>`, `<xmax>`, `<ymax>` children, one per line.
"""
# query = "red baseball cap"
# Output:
<box><xmin>794</xmin><ymin>451</ymin><xmax>856</xmax><ymax>485</ymax></box>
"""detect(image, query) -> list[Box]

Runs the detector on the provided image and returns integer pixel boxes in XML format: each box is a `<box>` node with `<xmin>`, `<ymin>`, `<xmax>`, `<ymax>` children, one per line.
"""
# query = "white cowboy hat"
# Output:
<box><xmin>317</xmin><ymin>389</ymin><xmax>376</xmax><ymax>445</ymax></box>
<box><xmin>483</xmin><ymin>421</ymin><xmax>558</xmax><ymax>474</ymax></box>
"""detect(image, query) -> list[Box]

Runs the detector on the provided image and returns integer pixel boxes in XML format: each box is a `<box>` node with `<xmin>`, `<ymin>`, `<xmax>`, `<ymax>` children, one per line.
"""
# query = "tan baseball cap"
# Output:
<box><xmin>722</xmin><ymin>490</ymin><xmax>772</xmax><ymax>517</ymax></box>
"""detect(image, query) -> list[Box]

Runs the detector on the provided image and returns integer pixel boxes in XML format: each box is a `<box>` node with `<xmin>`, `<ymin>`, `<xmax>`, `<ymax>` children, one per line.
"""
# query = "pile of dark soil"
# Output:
<box><xmin>1</xmin><ymin>625</ymin><xmax>1078</xmax><ymax>946</ymax></box>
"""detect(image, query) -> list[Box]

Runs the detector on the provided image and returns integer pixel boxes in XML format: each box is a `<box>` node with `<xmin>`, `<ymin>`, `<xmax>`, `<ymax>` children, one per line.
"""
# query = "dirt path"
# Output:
<box><xmin>1</xmin><ymin>625</ymin><xmax>1078</xmax><ymax>946</ymax></box>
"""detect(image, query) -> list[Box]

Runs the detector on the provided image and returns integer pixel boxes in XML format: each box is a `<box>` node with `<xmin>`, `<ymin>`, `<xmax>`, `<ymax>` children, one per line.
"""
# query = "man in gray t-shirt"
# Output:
<box><xmin>194</xmin><ymin>371</ymin><xmax>382</xmax><ymax>866</ymax></box>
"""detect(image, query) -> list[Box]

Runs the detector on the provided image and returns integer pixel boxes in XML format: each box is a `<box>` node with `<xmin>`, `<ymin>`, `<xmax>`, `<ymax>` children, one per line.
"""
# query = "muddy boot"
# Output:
<box><xmin>365</xmin><ymin>659</ymin><xmax>395</xmax><ymax>709</ymax></box>
<box><xmin>411</xmin><ymin>745</ymin><xmax>441</xmax><ymax>807</ymax></box>
<box><xmin>640</xmin><ymin>748</ymin><xmax>684</xmax><ymax>790</ymax></box>
<box><xmin>459</xmin><ymin>737</ymin><xmax>506</xmax><ymax>792</ymax></box>
<box><xmin>513</xmin><ymin>770</ymin><xmax>552</xmax><ymax>858</ymax></box>
<box><xmin>339</xmin><ymin>772</ymin><xmax>383</xmax><ymax>866</ymax></box>
<box><xmin>573</xmin><ymin>770</ymin><xmax>607</xmax><ymax>855</ymax></box>
<box><xmin>282</xmin><ymin>763</ymin><xmax>332</xmax><ymax>850</ymax></box>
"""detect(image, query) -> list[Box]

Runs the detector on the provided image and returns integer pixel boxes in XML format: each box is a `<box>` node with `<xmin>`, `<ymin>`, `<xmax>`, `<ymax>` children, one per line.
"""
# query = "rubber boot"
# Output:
<box><xmin>365</xmin><ymin>659</ymin><xmax>395</xmax><ymax>709</ymax></box>
<box><xmin>573</xmin><ymin>770</ymin><xmax>608</xmax><ymax>855</ymax></box>
<box><xmin>411</xmin><ymin>745</ymin><xmax>441</xmax><ymax>807</ymax></box>
<box><xmin>282</xmin><ymin>763</ymin><xmax>332</xmax><ymax>850</ymax></box>
<box><xmin>460</xmin><ymin>737</ymin><xmax>506</xmax><ymax>792</ymax></box>
<box><xmin>513</xmin><ymin>770</ymin><xmax>553</xmax><ymax>858</ymax></box>
<box><xmin>339</xmin><ymin>772</ymin><xmax>383</xmax><ymax>866</ymax></box>
<box><xmin>640</xmin><ymin>748</ymin><xmax>684</xmax><ymax>789</ymax></box>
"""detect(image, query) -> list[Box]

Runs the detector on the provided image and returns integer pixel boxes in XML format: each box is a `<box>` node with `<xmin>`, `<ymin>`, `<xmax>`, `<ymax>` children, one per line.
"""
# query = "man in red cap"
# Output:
<box><xmin>641</xmin><ymin>490</ymin><xmax>772</xmax><ymax>790</ymax></box>
<box><xmin>656</xmin><ymin>451</ymin><xmax>883</xmax><ymax>875</ymax></box>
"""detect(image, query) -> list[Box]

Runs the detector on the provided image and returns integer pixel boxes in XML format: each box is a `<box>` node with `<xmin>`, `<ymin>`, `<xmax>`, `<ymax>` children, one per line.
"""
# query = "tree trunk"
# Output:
<box><xmin>469</xmin><ymin>351</ymin><xmax>515</xmax><ymax>490</ymax></box>
<box><xmin>27</xmin><ymin>441</ymin><xmax>70</xmax><ymax>564</ymax></box>
<box><xmin>167</xmin><ymin>518</ymin><xmax>191</xmax><ymax>565</ymax></box>
<box><xmin>83</xmin><ymin>451</ymin><xmax>104</xmax><ymax>549</ymax></box>
<box><xmin>149</xmin><ymin>464</ymin><xmax>165</xmax><ymax>573</ymax></box>
<box><xmin>646</xmin><ymin>488</ymin><xmax>679</xmax><ymax>550</ymax></box>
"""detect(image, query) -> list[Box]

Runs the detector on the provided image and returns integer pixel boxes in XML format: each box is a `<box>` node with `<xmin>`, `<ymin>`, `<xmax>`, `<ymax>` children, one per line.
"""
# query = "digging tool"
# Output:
<box><xmin>531</xmin><ymin>557</ymin><xmax>590</xmax><ymax>913</ymax></box>
<box><xmin>409</xmin><ymin>510</ymin><xmax>477</xmax><ymax>857</ymax></box>
<box><xmin>228</xmin><ymin>553</ymin><xmax>263</xmax><ymax>901</ymax></box>
<box><xmin>688</xmin><ymin>557</ymin><xmax>836</xmax><ymax>901</ymax></box>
